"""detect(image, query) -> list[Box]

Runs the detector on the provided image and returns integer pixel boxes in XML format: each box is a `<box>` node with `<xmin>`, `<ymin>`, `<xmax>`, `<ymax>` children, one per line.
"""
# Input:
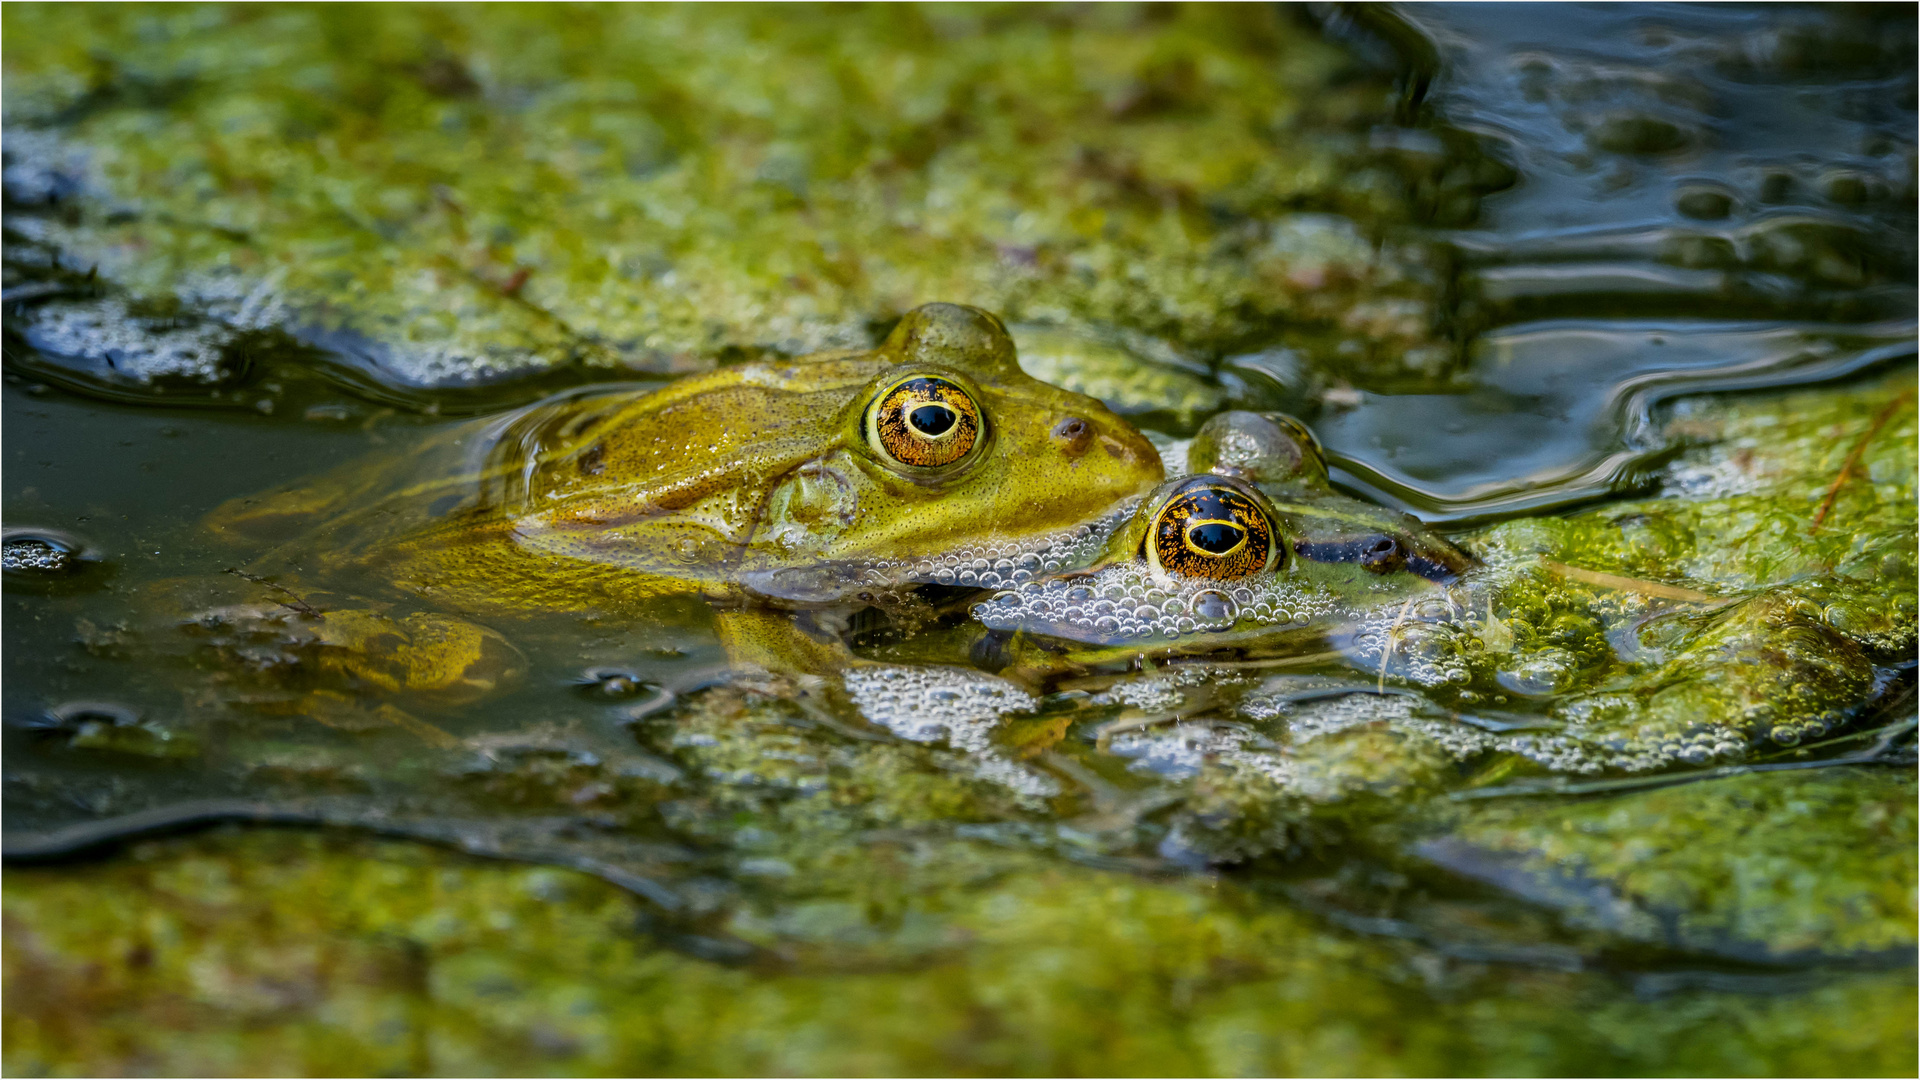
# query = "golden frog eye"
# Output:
<box><xmin>866</xmin><ymin>375</ymin><xmax>983</xmax><ymax>469</ymax></box>
<box><xmin>1145</xmin><ymin>478</ymin><xmax>1279</xmax><ymax>581</ymax></box>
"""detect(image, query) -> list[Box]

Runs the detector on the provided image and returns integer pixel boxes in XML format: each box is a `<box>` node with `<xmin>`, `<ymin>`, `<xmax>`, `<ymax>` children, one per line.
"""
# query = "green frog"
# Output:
<box><xmin>156</xmin><ymin>303</ymin><xmax>1163</xmax><ymax>714</ymax></box>
<box><xmin>968</xmin><ymin>410</ymin><xmax>1475</xmax><ymax>674</ymax></box>
<box><xmin>961</xmin><ymin>410</ymin><xmax>1890</xmax><ymax>776</ymax></box>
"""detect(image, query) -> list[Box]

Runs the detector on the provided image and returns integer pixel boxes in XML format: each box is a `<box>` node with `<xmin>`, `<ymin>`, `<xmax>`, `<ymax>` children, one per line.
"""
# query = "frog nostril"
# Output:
<box><xmin>1052</xmin><ymin>416</ymin><xmax>1093</xmax><ymax>456</ymax></box>
<box><xmin>1360</xmin><ymin>535</ymin><xmax>1405</xmax><ymax>573</ymax></box>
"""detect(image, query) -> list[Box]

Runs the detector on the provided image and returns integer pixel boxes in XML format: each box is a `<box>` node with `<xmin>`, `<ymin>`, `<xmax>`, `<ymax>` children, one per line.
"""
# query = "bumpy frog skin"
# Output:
<box><xmin>973</xmin><ymin>411</ymin><xmax>1476</xmax><ymax>660</ymax></box>
<box><xmin>171</xmin><ymin>303</ymin><xmax>1160</xmax><ymax>706</ymax></box>
<box><xmin>214</xmin><ymin>303</ymin><xmax>1160</xmax><ymax>611</ymax></box>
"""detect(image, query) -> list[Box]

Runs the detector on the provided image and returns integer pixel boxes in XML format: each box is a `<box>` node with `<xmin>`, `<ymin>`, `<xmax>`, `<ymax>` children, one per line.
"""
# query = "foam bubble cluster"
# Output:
<box><xmin>1236</xmin><ymin>682</ymin><xmax>1753</xmax><ymax>776</ymax></box>
<box><xmin>974</xmin><ymin>559</ymin><xmax>1353</xmax><ymax>644</ymax></box>
<box><xmin>854</xmin><ymin>500</ymin><xmax>1138</xmax><ymax>592</ymax></box>
<box><xmin>1108</xmin><ymin>722</ymin><xmax>1287</xmax><ymax>782</ymax></box>
<box><xmin>19</xmin><ymin>297</ymin><xmax>241</xmax><ymax>386</ymax></box>
<box><xmin>843</xmin><ymin>665</ymin><xmax>1058</xmax><ymax>799</ymax></box>
<box><xmin>2</xmin><ymin>535</ymin><xmax>74</xmax><ymax>574</ymax></box>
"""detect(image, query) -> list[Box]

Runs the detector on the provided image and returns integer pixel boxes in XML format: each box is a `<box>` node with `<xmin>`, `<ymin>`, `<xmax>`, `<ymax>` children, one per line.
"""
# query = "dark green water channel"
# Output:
<box><xmin>3</xmin><ymin>4</ymin><xmax>1915</xmax><ymax>1075</ymax></box>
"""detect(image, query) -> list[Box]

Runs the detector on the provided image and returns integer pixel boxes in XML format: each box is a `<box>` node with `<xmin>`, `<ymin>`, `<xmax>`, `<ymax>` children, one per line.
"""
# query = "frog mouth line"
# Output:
<box><xmin>734</xmin><ymin>499</ymin><xmax>1143</xmax><ymax>603</ymax></box>
<box><xmin>1291</xmin><ymin>536</ymin><xmax>1470</xmax><ymax>583</ymax></box>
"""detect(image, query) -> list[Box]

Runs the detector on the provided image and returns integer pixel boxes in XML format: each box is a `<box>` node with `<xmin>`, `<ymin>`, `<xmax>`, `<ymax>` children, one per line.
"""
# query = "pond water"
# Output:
<box><xmin>3</xmin><ymin>5</ymin><xmax>1915</xmax><ymax>1075</ymax></box>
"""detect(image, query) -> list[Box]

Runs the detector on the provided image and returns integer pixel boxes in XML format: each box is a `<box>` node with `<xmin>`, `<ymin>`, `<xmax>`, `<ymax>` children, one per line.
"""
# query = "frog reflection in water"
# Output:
<box><xmin>972</xmin><ymin>409</ymin><xmax>1476</xmax><ymax>674</ymax></box>
<box><xmin>178</xmin><ymin>303</ymin><xmax>1161</xmax><ymax>718</ymax></box>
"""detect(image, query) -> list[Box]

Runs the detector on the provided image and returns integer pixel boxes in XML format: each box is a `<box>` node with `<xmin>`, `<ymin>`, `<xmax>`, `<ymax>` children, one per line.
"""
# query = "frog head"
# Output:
<box><xmin>1187</xmin><ymin>408</ymin><xmax>1330</xmax><ymax>492</ymax></box>
<box><xmin>1190</xmin><ymin>411</ymin><xmax>1475</xmax><ymax>583</ymax></box>
<box><xmin>502</xmin><ymin>303</ymin><xmax>1165</xmax><ymax>602</ymax></box>
<box><xmin>970</xmin><ymin>411</ymin><xmax>1475</xmax><ymax>660</ymax></box>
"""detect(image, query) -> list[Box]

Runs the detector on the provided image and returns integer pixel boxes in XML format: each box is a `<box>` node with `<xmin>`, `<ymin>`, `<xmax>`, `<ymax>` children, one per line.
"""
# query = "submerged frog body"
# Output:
<box><xmin>166</xmin><ymin>304</ymin><xmax>1161</xmax><ymax>709</ymax></box>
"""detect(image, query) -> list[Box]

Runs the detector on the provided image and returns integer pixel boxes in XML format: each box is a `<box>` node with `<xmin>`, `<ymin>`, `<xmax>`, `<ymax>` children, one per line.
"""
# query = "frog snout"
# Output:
<box><xmin>1095</xmin><ymin>419</ymin><xmax>1163</xmax><ymax>475</ymax></box>
<box><xmin>1051</xmin><ymin>416</ymin><xmax>1094</xmax><ymax>457</ymax></box>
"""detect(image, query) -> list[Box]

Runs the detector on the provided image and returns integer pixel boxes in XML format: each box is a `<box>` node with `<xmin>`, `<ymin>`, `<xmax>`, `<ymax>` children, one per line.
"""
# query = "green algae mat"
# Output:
<box><xmin>3</xmin><ymin>3</ymin><xmax>1916</xmax><ymax>1076</ymax></box>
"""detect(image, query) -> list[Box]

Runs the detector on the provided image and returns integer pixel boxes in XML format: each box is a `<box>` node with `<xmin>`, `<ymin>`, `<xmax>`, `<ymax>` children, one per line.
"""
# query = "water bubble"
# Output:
<box><xmin>1192</xmin><ymin>590</ymin><xmax>1237</xmax><ymax>622</ymax></box>
<box><xmin>2</xmin><ymin>531</ymin><xmax>81</xmax><ymax>575</ymax></box>
<box><xmin>42</xmin><ymin>700</ymin><xmax>140</xmax><ymax>731</ymax></box>
<box><xmin>579</xmin><ymin>667</ymin><xmax>647</xmax><ymax>698</ymax></box>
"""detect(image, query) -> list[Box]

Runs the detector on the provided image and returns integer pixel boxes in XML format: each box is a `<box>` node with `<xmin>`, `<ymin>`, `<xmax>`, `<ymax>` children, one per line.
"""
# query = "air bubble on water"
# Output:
<box><xmin>842</xmin><ymin>666</ymin><xmax>1055</xmax><ymax>797</ymax></box>
<box><xmin>19</xmin><ymin>296</ymin><xmax>239</xmax><ymax>386</ymax></box>
<box><xmin>1108</xmin><ymin>722</ymin><xmax>1280</xmax><ymax>781</ymax></box>
<box><xmin>845</xmin><ymin>665</ymin><xmax>1033</xmax><ymax>749</ymax></box>
<box><xmin>2</xmin><ymin>532</ymin><xmax>79</xmax><ymax>575</ymax></box>
<box><xmin>1191</xmin><ymin>590</ymin><xmax>1236</xmax><ymax>623</ymax></box>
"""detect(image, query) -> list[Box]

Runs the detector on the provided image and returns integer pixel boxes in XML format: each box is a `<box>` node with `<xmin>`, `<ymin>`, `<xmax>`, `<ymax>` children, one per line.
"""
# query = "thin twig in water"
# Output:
<box><xmin>1378</xmin><ymin>596</ymin><xmax>1417</xmax><ymax>694</ymax></box>
<box><xmin>1164</xmin><ymin>651</ymin><xmax>1346</xmax><ymax>673</ymax></box>
<box><xmin>1810</xmin><ymin>388</ymin><xmax>1914</xmax><ymax>532</ymax></box>
<box><xmin>223</xmin><ymin>567</ymin><xmax>323</xmax><ymax>619</ymax></box>
<box><xmin>1541</xmin><ymin>560</ymin><xmax>1721</xmax><ymax>603</ymax></box>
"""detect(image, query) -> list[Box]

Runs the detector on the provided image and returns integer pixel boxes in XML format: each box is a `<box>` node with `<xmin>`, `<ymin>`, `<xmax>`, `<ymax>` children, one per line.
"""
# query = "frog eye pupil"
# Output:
<box><xmin>909</xmin><ymin>404</ymin><xmax>956</xmax><ymax>437</ymax></box>
<box><xmin>868</xmin><ymin>375</ymin><xmax>981</xmax><ymax>468</ymax></box>
<box><xmin>1187</xmin><ymin>522</ymin><xmax>1245</xmax><ymax>555</ymax></box>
